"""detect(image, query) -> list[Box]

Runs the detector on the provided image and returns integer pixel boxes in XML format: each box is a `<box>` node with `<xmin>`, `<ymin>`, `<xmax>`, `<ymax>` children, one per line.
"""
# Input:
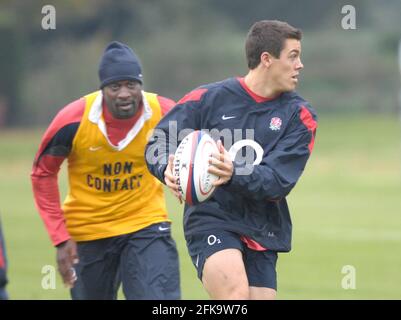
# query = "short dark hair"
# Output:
<box><xmin>245</xmin><ymin>20</ymin><xmax>302</xmax><ymax>69</ymax></box>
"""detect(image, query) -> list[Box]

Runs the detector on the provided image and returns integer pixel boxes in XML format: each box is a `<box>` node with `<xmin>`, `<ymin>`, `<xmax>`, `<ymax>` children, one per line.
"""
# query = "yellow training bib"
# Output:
<box><xmin>62</xmin><ymin>90</ymin><xmax>169</xmax><ymax>241</ymax></box>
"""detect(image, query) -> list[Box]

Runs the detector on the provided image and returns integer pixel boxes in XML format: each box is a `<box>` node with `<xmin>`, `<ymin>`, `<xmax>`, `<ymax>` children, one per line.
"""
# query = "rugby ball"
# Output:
<box><xmin>173</xmin><ymin>131</ymin><xmax>219</xmax><ymax>205</ymax></box>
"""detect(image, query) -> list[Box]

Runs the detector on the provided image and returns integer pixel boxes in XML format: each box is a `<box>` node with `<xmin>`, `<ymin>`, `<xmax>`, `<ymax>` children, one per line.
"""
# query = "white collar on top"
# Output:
<box><xmin>88</xmin><ymin>90</ymin><xmax>153</xmax><ymax>151</ymax></box>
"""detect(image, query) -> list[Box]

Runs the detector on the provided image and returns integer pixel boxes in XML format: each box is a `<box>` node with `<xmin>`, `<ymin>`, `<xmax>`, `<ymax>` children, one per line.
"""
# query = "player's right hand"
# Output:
<box><xmin>56</xmin><ymin>239</ymin><xmax>79</xmax><ymax>288</ymax></box>
<box><xmin>164</xmin><ymin>154</ymin><xmax>183</xmax><ymax>204</ymax></box>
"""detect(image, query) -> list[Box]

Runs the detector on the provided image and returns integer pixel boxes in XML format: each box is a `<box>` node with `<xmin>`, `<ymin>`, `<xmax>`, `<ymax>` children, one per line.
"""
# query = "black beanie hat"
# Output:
<box><xmin>98</xmin><ymin>41</ymin><xmax>143</xmax><ymax>88</ymax></box>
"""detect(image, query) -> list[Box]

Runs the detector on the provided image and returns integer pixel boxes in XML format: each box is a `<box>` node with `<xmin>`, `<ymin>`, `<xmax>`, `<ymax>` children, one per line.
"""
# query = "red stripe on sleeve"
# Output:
<box><xmin>31</xmin><ymin>156</ymin><xmax>71</xmax><ymax>246</ymax></box>
<box><xmin>177</xmin><ymin>88</ymin><xmax>208</xmax><ymax>105</ymax></box>
<box><xmin>31</xmin><ymin>98</ymin><xmax>85</xmax><ymax>246</ymax></box>
<box><xmin>34</xmin><ymin>98</ymin><xmax>85</xmax><ymax>163</ymax></box>
<box><xmin>300</xmin><ymin>106</ymin><xmax>317</xmax><ymax>153</ymax></box>
<box><xmin>157</xmin><ymin>95</ymin><xmax>176</xmax><ymax>116</ymax></box>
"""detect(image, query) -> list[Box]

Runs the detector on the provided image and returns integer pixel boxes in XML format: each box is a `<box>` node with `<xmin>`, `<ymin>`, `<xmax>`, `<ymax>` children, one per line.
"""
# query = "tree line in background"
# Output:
<box><xmin>0</xmin><ymin>0</ymin><xmax>400</xmax><ymax>126</ymax></box>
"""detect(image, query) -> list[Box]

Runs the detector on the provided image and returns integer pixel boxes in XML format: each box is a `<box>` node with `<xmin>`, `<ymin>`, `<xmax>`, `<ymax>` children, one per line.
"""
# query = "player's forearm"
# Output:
<box><xmin>223</xmin><ymin>163</ymin><xmax>296</xmax><ymax>201</ymax></box>
<box><xmin>145</xmin><ymin>132</ymin><xmax>170</xmax><ymax>184</ymax></box>
<box><xmin>31</xmin><ymin>174</ymin><xmax>71</xmax><ymax>246</ymax></box>
<box><xmin>223</xmin><ymin>142</ymin><xmax>312</xmax><ymax>201</ymax></box>
<box><xmin>225</xmin><ymin>115</ymin><xmax>316</xmax><ymax>201</ymax></box>
<box><xmin>146</xmin><ymin>96</ymin><xmax>204</xmax><ymax>186</ymax></box>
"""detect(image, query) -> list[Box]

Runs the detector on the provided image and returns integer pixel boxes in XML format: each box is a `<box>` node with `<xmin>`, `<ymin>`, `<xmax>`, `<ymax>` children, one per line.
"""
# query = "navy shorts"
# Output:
<box><xmin>186</xmin><ymin>229</ymin><xmax>278</xmax><ymax>290</ymax></box>
<box><xmin>71</xmin><ymin>222</ymin><xmax>180</xmax><ymax>300</ymax></box>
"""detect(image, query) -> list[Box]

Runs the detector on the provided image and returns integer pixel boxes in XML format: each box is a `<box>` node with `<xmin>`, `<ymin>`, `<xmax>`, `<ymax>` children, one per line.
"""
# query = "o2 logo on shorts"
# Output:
<box><xmin>207</xmin><ymin>235</ymin><xmax>221</xmax><ymax>246</ymax></box>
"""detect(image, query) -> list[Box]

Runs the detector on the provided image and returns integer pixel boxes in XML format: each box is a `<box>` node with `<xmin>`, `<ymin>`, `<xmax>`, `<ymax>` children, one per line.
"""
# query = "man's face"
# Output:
<box><xmin>268</xmin><ymin>38</ymin><xmax>303</xmax><ymax>92</ymax></box>
<box><xmin>102</xmin><ymin>80</ymin><xmax>142</xmax><ymax>119</ymax></box>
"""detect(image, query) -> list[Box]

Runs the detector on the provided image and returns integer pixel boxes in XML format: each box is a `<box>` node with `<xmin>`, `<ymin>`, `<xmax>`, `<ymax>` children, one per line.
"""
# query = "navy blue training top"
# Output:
<box><xmin>145</xmin><ymin>77</ymin><xmax>317</xmax><ymax>252</ymax></box>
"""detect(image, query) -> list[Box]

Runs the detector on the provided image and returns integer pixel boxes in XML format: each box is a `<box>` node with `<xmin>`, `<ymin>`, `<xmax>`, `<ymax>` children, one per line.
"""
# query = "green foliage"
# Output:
<box><xmin>0</xmin><ymin>1</ymin><xmax>401</xmax><ymax>125</ymax></box>
<box><xmin>299</xmin><ymin>30</ymin><xmax>400</xmax><ymax>114</ymax></box>
<box><xmin>0</xmin><ymin>21</ymin><xmax>24</xmax><ymax>125</ymax></box>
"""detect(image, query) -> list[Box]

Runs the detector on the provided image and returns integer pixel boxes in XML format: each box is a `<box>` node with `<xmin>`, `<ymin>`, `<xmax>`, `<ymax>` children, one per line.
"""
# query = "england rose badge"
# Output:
<box><xmin>269</xmin><ymin>117</ymin><xmax>282</xmax><ymax>131</ymax></box>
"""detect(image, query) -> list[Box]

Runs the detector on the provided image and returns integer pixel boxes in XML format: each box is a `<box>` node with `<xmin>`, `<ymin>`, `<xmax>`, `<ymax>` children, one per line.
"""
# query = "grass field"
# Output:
<box><xmin>1</xmin><ymin>115</ymin><xmax>400</xmax><ymax>299</ymax></box>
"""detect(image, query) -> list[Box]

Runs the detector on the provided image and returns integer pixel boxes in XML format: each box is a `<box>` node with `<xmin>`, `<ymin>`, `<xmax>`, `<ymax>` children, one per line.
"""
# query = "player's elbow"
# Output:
<box><xmin>266</xmin><ymin>182</ymin><xmax>296</xmax><ymax>200</ymax></box>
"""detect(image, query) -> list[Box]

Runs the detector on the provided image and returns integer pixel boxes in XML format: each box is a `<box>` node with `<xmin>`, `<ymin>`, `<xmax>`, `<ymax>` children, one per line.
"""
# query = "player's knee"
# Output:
<box><xmin>204</xmin><ymin>275</ymin><xmax>250</xmax><ymax>299</ymax></box>
<box><xmin>224</xmin><ymin>283</ymin><xmax>250</xmax><ymax>300</ymax></box>
<box><xmin>249</xmin><ymin>287</ymin><xmax>276</xmax><ymax>300</ymax></box>
<box><xmin>262</xmin><ymin>290</ymin><xmax>276</xmax><ymax>300</ymax></box>
<box><xmin>228</xmin><ymin>288</ymin><xmax>250</xmax><ymax>300</ymax></box>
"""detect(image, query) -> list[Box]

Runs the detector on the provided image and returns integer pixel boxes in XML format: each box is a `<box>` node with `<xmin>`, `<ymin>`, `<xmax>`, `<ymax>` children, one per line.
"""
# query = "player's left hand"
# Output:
<box><xmin>164</xmin><ymin>154</ymin><xmax>183</xmax><ymax>204</ymax></box>
<box><xmin>208</xmin><ymin>140</ymin><xmax>234</xmax><ymax>186</ymax></box>
<box><xmin>56</xmin><ymin>239</ymin><xmax>79</xmax><ymax>288</ymax></box>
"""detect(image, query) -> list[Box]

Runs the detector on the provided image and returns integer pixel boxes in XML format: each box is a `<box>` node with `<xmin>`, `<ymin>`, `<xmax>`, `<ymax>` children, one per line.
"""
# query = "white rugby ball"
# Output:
<box><xmin>173</xmin><ymin>131</ymin><xmax>219</xmax><ymax>205</ymax></box>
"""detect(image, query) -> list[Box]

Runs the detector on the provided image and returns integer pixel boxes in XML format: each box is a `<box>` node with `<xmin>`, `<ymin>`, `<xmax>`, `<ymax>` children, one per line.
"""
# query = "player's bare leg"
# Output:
<box><xmin>249</xmin><ymin>286</ymin><xmax>277</xmax><ymax>300</ymax></box>
<box><xmin>202</xmin><ymin>249</ymin><xmax>249</xmax><ymax>299</ymax></box>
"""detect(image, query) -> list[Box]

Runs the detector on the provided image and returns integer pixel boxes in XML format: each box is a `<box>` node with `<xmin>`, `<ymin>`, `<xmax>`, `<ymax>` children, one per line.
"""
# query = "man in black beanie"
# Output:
<box><xmin>31</xmin><ymin>41</ymin><xmax>181</xmax><ymax>300</ymax></box>
<box><xmin>99</xmin><ymin>41</ymin><xmax>143</xmax><ymax>89</ymax></box>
